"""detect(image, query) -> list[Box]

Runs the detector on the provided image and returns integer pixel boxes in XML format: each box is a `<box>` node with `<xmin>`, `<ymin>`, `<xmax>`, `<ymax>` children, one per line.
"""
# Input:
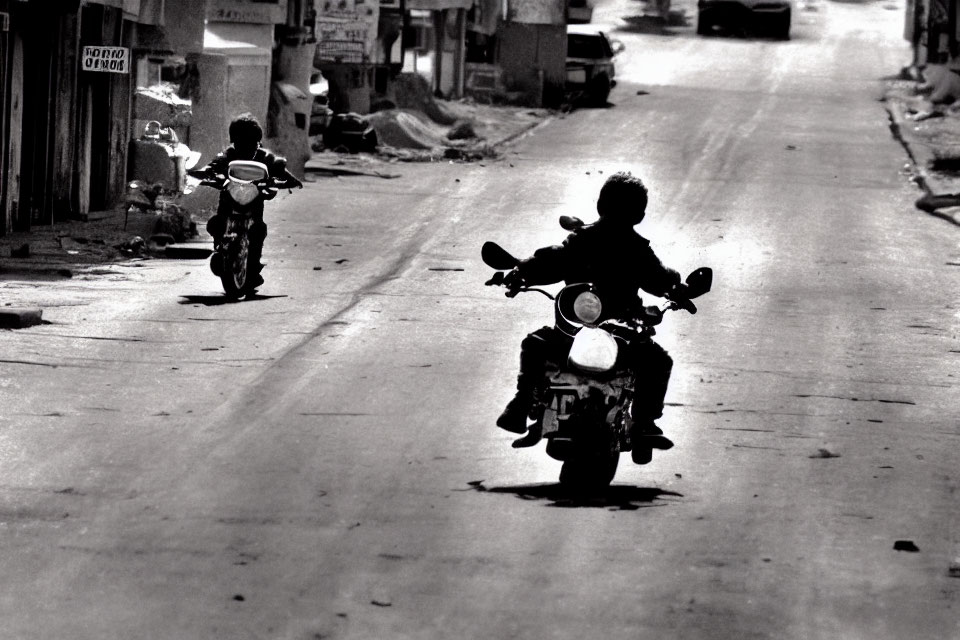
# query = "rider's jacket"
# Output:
<box><xmin>516</xmin><ymin>219</ymin><xmax>681</xmax><ymax>319</ymax></box>
<box><xmin>207</xmin><ymin>145</ymin><xmax>288</xmax><ymax>177</ymax></box>
<box><xmin>208</xmin><ymin>146</ymin><xmax>290</xmax><ymax>217</ymax></box>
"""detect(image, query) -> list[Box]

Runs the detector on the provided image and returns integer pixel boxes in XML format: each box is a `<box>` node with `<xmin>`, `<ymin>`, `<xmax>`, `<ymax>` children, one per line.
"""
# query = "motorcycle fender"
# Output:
<box><xmin>605</xmin><ymin>404</ymin><xmax>621</xmax><ymax>427</ymax></box>
<box><xmin>541</xmin><ymin>399</ymin><xmax>561</xmax><ymax>437</ymax></box>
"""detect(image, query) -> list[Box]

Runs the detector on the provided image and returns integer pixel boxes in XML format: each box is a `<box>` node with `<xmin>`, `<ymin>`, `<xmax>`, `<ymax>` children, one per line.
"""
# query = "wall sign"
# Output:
<box><xmin>315</xmin><ymin>0</ymin><xmax>379</xmax><ymax>64</ymax></box>
<box><xmin>82</xmin><ymin>46</ymin><xmax>130</xmax><ymax>74</ymax></box>
<box><xmin>316</xmin><ymin>20</ymin><xmax>371</xmax><ymax>63</ymax></box>
<box><xmin>207</xmin><ymin>0</ymin><xmax>286</xmax><ymax>24</ymax></box>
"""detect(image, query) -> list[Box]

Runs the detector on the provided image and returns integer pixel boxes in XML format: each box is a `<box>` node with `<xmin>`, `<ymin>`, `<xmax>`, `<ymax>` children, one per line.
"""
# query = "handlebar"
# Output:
<box><xmin>484</xmin><ymin>271</ymin><xmax>555</xmax><ymax>299</ymax></box>
<box><xmin>188</xmin><ymin>172</ymin><xmax>303</xmax><ymax>192</ymax></box>
<box><xmin>484</xmin><ymin>270</ymin><xmax>698</xmax><ymax>318</ymax></box>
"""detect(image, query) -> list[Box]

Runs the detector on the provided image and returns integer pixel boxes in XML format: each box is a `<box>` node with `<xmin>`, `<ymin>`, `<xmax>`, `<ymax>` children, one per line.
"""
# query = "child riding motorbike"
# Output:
<box><xmin>202</xmin><ymin>113</ymin><xmax>303</xmax><ymax>290</ymax></box>
<box><xmin>497</xmin><ymin>171</ymin><xmax>689</xmax><ymax>463</ymax></box>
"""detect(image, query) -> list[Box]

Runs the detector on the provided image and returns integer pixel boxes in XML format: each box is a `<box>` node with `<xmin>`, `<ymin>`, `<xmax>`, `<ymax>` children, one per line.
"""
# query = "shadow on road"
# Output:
<box><xmin>466</xmin><ymin>480</ymin><xmax>682</xmax><ymax>510</ymax></box>
<box><xmin>178</xmin><ymin>293</ymin><xmax>288</xmax><ymax>306</ymax></box>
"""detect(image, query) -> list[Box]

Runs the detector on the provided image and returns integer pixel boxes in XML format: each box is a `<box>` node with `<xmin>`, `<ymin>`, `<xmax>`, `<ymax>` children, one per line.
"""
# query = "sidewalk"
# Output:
<box><xmin>883</xmin><ymin>74</ymin><xmax>960</xmax><ymax>227</ymax></box>
<box><xmin>0</xmin><ymin>101</ymin><xmax>549</xmax><ymax>281</ymax></box>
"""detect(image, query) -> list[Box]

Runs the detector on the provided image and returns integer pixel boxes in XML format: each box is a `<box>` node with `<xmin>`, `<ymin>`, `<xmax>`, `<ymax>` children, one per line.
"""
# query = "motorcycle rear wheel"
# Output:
<box><xmin>559</xmin><ymin>449</ymin><xmax>619</xmax><ymax>490</ymax></box>
<box><xmin>220</xmin><ymin>237</ymin><xmax>250</xmax><ymax>299</ymax></box>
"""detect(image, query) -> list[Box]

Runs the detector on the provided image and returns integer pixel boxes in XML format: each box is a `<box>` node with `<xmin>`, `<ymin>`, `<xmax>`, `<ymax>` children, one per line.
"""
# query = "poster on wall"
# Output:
<box><xmin>82</xmin><ymin>46</ymin><xmax>130</xmax><ymax>74</ymax></box>
<box><xmin>316</xmin><ymin>21</ymin><xmax>371</xmax><ymax>63</ymax></box>
<box><xmin>315</xmin><ymin>0</ymin><xmax>379</xmax><ymax>64</ymax></box>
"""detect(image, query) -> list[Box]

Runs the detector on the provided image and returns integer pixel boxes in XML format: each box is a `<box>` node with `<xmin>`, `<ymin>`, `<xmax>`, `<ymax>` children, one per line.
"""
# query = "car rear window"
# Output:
<box><xmin>567</xmin><ymin>33</ymin><xmax>613</xmax><ymax>59</ymax></box>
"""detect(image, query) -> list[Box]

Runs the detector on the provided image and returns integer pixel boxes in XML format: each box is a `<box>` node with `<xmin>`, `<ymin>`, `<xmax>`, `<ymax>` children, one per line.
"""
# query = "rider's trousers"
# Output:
<box><xmin>513</xmin><ymin>325</ymin><xmax>673</xmax><ymax>421</ymax></box>
<box><xmin>206</xmin><ymin>196</ymin><xmax>268</xmax><ymax>271</ymax></box>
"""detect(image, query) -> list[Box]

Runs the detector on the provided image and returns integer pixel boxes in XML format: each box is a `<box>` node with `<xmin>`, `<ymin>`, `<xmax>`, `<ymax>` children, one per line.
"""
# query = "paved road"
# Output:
<box><xmin>2</xmin><ymin>1</ymin><xmax>959</xmax><ymax>638</ymax></box>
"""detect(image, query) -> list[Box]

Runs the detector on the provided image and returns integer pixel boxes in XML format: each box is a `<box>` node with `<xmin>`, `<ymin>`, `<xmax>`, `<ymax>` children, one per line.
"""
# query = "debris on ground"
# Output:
<box><xmin>948</xmin><ymin>559</ymin><xmax>960</xmax><ymax>577</ymax></box>
<box><xmin>322</xmin><ymin>112</ymin><xmax>379</xmax><ymax>153</ymax></box>
<box><xmin>305</xmin><ymin>155</ymin><xmax>402</xmax><ymax>179</ymax></box>
<box><xmin>0</xmin><ymin>307</ymin><xmax>43</xmax><ymax>329</ymax></box>
<box><xmin>309</xmin><ymin>74</ymin><xmax>548</xmax><ymax>164</ymax></box>
<box><xmin>893</xmin><ymin>540</ymin><xmax>920</xmax><ymax>552</ymax></box>
<box><xmin>117</xmin><ymin>236</ymin><xmax>146</xmax><ymax>257</ymax></box>
<box><xmin>809</xmin><ymin>447</ymin><xmax>841</xmax><ymax>459</ymax></box>
<box><xmin>446</xmin><ymin>119</ymin><xmax>479</xmax><ymax>141</ymax></box>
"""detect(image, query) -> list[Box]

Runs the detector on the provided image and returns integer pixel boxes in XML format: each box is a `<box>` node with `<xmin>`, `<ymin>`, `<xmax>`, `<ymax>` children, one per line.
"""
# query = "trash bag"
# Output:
<box><xmin>322</xmin><ymin>113</ymin><xmax>378</xmax><ymax>153</ymax></box>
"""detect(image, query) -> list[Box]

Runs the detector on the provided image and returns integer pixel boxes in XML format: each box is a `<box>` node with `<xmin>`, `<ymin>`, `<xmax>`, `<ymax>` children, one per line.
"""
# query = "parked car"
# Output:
<box><xmin>566</xmin><ymin>25</ymin><xmax>625</xmax><ymax>106</ymax></box>
<box><xmin>323</xmin><ymin>113</ymin><xmax>378</xmax><ymax>153</ymax></box>
<box><xmin>696</xmin><ymin>0</ymin><xmax>791</xmax><ymax>39</ymax></box>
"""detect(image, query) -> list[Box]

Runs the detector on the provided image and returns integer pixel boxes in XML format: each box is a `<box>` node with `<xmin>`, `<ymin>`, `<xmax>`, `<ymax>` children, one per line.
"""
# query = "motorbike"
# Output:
<box><xmin>188</xmin><ymin>160</ymin><xmax>301</xmax><ymax>298</ymax></box>
<box><xmin>482</xmin><ymin>216</ymin><xmax>712</xmax><ymax>489</ymax></box>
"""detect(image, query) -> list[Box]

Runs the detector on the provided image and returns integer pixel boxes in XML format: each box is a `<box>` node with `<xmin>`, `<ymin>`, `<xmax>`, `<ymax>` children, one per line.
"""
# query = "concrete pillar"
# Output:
<box><xmin>190</xmin><ymin>53</ymin><xmax>230</xmax><ymax>166</ymax></box>
<box><xmin>269</xmin><ymin>42</ymin><xmax>314</xmax><ymax>175</ymax></box>
<box><xmin>454</xmin><ymin>8</ymin><xmax>466</xmax><ymax>98</ymax></box>
<box><xmin>276</xmin><ymin>40</ymin><xmax>314</xmax><ymax>95</ymax></box>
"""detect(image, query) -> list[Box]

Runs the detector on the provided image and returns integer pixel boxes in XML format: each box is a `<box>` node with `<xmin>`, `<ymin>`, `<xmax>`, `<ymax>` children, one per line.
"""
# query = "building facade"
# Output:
<box><xmin>0</xmin><ymin>0</ymin><xmax>312</xmax><ymax>234</ymax></box>
<box><xmin>0</xmin><ymin>0</ymin><xmax>571</xmax><ymax>234</ymax></box>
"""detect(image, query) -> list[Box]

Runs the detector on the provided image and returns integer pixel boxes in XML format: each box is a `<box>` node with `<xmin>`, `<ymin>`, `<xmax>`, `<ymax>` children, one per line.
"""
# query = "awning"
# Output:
<box><xmin>406</xmin><ymin>0</ymin><xmax>474</xmax><ymax>10</ymax></box>
<box><xmin>87</xmin><ymin>0</ymin><xmax>148</xmax><ymax>22</ymax></box>
<box><xmin>204</xmin><ymin>22</ymin><xmax>272</xmax><ymax>58</ymax></box>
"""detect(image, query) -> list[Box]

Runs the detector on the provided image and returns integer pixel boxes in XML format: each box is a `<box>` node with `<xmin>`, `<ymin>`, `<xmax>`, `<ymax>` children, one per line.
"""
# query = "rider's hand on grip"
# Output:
<box><xmin>667</xmin><ymin>282</ymin><xmax>697</xmax><ymax>314</ymax></box>
<box><xmin>502</xmin><ymin>269</ymin><xmax>524</xmax><ymax>288</ymax></box>
<box><xmin>679</xmin><ymin>299</ymin><xmax>698</xmax><ymax>314</ymax></box>
<box><xmin>642</xmin><ymin>305</ymin><xmax>664</xmax><ymax>323</ymax></box>
<box><xmin>502</xmin><ymin>269</ymin><xmax>525</xmax><ymax>297</ymax></box>
<box><xmin>485</xmin><ymin>271</ymin><xmax>505</xmax><ymax>287</ymax></box>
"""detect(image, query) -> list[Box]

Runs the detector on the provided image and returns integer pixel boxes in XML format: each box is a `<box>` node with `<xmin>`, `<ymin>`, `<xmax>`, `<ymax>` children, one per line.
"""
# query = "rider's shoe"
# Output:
<box><xmin>248</xmin><ymin>273</ymin><xmax>265</xmax><ymax>290</ymax></box>
<box><xmin>631</xmin><ymin>445</ymin><xmax>653</xmax><ymax>465</ymax></box>
<box><xmin>496</xmin><ymin>394</ymin><xmax>530</xmax><ymax>434</ymax></box>
<box><xmin>631</xmin><ymin>420</ymin><xmax>674</xmax><ymax>451</ymax></box>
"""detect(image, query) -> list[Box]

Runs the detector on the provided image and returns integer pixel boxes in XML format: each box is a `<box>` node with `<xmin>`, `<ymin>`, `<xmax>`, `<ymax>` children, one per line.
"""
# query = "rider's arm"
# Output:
<box><xmin>513</xmin><ymin>244</ymin><xmax>567</xmax><ymax>286</ymax></box>
<box><xmin>265</xmin><ymin>154</ymin><xmax>303</xmax><ymax>189</ymax></box>
<box><xmin>197</xmin><ymin>151</ymin><xmax>229</xmax><ymax>178</ymax></box>
<box><xmin>636</xmin><ymin>245</ymin><xmax>681</xmax><ymax>298</ymax></box>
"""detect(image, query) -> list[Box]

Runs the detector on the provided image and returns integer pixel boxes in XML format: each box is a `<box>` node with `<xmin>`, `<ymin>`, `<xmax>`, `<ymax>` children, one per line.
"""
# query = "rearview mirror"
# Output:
<box><xmin>481</xmin><ymin>241</ymin><xmax>520</xmax><ymax>270</ymax></box>
<box><xmin>559</xmin><ymin>215</ymin><xmax>584</xmax><ymax>231</ymax></box>
<box><xmin>684</xmin><ymin>267</ymin><xmax>712</xmax><ymax>299</ymax></box>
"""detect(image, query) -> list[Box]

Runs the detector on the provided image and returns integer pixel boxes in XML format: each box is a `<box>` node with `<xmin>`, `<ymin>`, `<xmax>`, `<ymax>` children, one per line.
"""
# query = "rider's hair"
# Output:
<box><xmin>228</xmin><ymin>113</ymin><xmax>263</xmax><ymax>146</ymax></box>
<box><xmin>597</xmin><ymin>171</ymin><xmax>648</xmax><ymax>225</ymax></box>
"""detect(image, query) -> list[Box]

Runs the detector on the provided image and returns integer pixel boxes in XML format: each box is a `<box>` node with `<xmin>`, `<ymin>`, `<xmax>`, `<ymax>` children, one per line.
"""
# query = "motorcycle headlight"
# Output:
<box><xmin>227</xmin><ymin>181</ymin><xmax>260</xmax><ymax>206</ymax></box>
<box><xmin>573</xmin><ymin>291</ymin><xmax>602</xmax><ymax>325</ymax></box>
<box><xmin>568</xmin><ymin>327</ymin><xmax>619</xmax><ymax>373</ymax></box>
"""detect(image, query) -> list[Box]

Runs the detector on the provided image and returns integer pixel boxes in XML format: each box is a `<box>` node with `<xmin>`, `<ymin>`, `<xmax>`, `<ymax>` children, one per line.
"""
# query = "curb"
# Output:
<box><xmin>884</xmin><ymin>99</ymin><xmax>935</xmax><ymax>195</ymax></box>
<box><xmin>883</xmin><ymin>92</ymin><xmax>960</xmax><ymax>226</ymax></box>
<box><xmin>491</xmin><ymin>115</ymin><xmax>554</xmax><ymax>148</ymax></box>
<box><xmin>0</xmin><ymin>308</ymin><xmax>43</xmax><ymax>329</ymax></box>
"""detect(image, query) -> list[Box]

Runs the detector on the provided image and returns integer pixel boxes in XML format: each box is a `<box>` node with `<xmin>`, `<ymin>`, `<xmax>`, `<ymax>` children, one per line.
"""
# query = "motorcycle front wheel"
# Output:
<box><xmin>220</xmin><ymin>236</ymin><xmax>250</xmax><ymax>299</ymax></box>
